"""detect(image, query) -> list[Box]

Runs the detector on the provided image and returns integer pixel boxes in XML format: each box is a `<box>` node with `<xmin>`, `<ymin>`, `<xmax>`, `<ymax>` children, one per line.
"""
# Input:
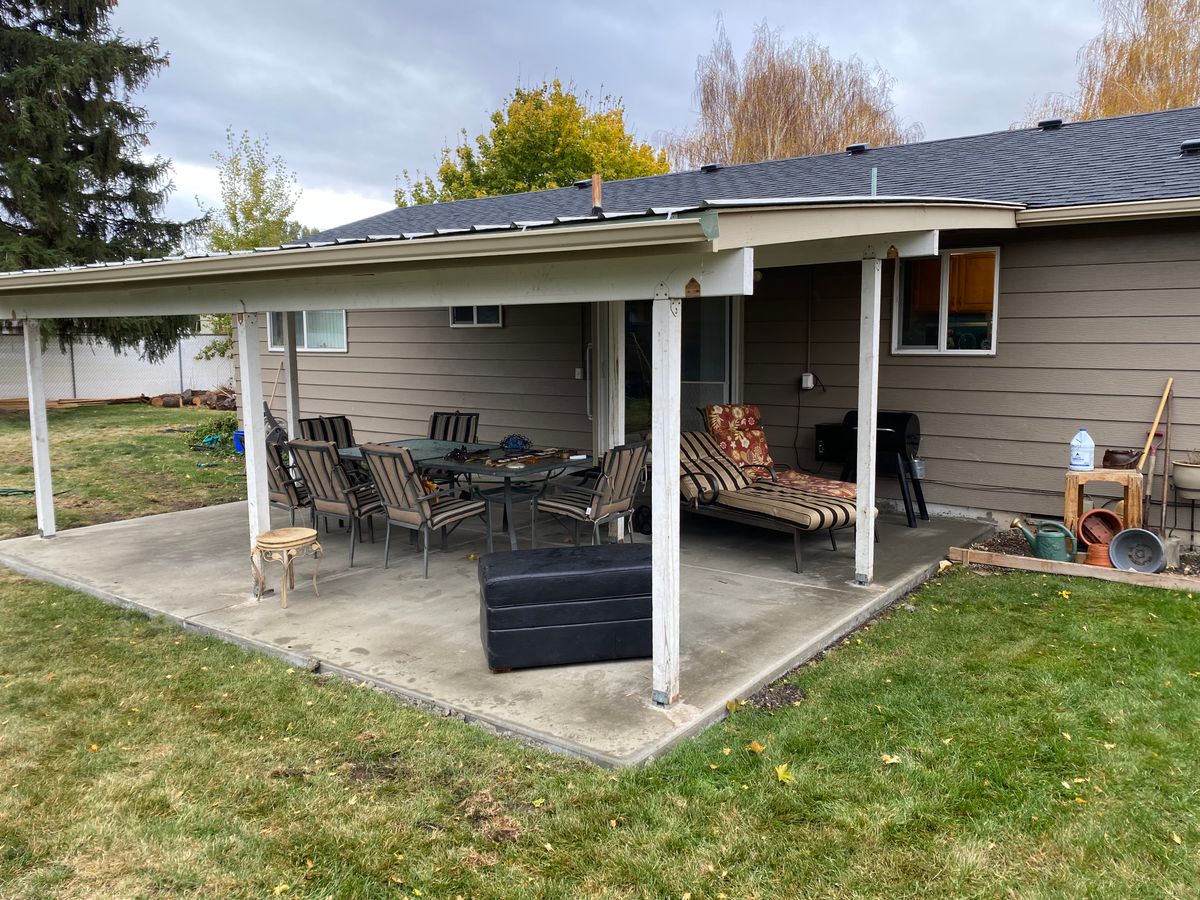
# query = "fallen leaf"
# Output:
<box><xmin>1059</xmin><ymin>590</ymin><xmax>1071</xmax><ymax>599</ymax></box>
<box><xmin>880</xmin><ymin>753</ymin><xmax>902</xmax><ymax>766</ymax></box>
<box><xmin>1103</xmin><ymin>743</ymin><xmax>1117</xmax><ymax>750</ymax></box>
<box><xmin>531</xmin><ymin>798</ymin><xmax>545</xmax><ymax>808</ymax></box>
<box><xmin>937</xmin><ymin>559</ymin><xmax>952</xmax><ymax>573</ymax></box>
<box><xmin>1172</xmin><ymin>832</ymin><xmax>1183</xmax><ymax>845</ymax></box>
<box><xmin>543</xmin><ymin>843</ymin><xmax>553</xmax><ymax>852</ymax></box>
<box><xmin>272</xmin><ymin>885</ymin><xmax>289</xmax><ymax>896</ymax></box>
<box><xmin>746</xmin><ymin>740</ymin><xmax>766</xmax><ymax>754</ymax></box>
<box><xmin>88</xmin><ymin>744</ymin><xmax>99</xmax><ymax>752</ymax></box>
<box><xmin>942</xmin><ymin>738</ymin><xmax>954</xmax><ymax>745</ymax></box>
<box><xmin>608</xmin><ymin>819</ymin><xmax>617</xmax><ymax>829</ymax></box>
<box><xmin>708</xmin><ymin>764</ymin><xmax>718</xmax><ymax>770</ymax></box>
<box><xmin>775</xmin><ymin>763</ymin><xmax>794</xmax><ymax>783</ymax></box>
<box><xmin>725</xmin><ymin>700</ymin><xmax>739</xmax><ymax>714</ymax></box>
<box><xmin>1074</xmin><ymin>797</ymin><xmax>1087</xmax><ymax>804</ymax></box>
<box><xmin>1061</xmin><ymin>732</ymin><xmax>1072</xmax><ymax>741</ymax></box>
<box><xmin>722</xmin><ymin>747</ymin><xmax>732</xmax><ymax>756</ymax></box>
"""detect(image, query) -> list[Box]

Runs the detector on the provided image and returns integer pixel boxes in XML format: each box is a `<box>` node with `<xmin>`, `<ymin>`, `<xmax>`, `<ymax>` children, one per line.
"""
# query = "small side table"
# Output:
<box><xmin>252</xmin><ymin>527</ymin><xmax>323</xmax><ymax>609</ymax></box>
<box><xmin>1064</xmin><ymin>468</ymin><xmax>1144</xmax><ymax>534</ymax></box>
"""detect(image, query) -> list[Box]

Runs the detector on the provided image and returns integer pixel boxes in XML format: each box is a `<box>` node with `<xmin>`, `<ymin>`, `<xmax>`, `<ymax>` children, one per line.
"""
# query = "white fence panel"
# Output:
<box><xmin>0</xmin><ymin>333</ymin><xmax>233</xmax><ymax>401</ymax></box>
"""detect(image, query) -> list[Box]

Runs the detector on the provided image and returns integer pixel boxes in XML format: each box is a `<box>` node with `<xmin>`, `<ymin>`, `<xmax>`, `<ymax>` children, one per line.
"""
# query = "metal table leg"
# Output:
<box><xmin>503</xmin><ymin>477</ymin><xmax>518</xmax><ymax>550</ymax></box>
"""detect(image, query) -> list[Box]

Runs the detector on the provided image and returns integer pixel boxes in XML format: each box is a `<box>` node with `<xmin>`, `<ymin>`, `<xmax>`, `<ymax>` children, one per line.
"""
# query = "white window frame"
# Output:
<box><xmin>448</xmin><ymin>305</ymin><xmax>503</xmax><ymax>328</ymax></box>
<box><xmin>891</xmin><ymin>247</ymin><xmax>1000</xmax><ymax>357</ymax></box>
<box><xmin>267</xmin><ymin>310</ymin><xmax>348</xmax><ymax>353</ymax></box>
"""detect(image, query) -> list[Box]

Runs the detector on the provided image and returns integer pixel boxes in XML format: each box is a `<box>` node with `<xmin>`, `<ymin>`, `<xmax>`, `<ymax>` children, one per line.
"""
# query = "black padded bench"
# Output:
<box><xmin>478</xmin><ymin>544</ymin><xmax>652</xmax><ymax>671</ymax></box>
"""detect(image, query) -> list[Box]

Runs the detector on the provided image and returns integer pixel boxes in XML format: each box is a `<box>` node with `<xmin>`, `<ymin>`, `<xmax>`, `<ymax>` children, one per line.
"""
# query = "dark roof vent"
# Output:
<box><xmin>846</xmin><ymin>142</ymin><xmax>869</xmax><ymax>155</ymax></box>
<box><xmin>1181</xmin><ymin>139</ymin><xmax>1200</xmax><ymax>156</ymax></box>
<box><xmin>699</xmin><ymin>163</ymin><xmax>723</xmax><ymax>173</ymax></box>
<box><xmin>573</xmin><ymin>178</ymin><xmax>591</xmax><ymax>188</ymax></box>
<box><xmin>1038</xmin><ymin>118</ymin><xmax>1064</xmax><ymax>131</ymax></box>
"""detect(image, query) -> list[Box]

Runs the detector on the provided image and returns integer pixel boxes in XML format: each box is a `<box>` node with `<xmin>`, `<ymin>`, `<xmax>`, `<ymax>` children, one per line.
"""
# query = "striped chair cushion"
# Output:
<box><xmin>428</xmin><ymin>411</ymin><xmax>479</xmax><ymax>443</ymax></box>
<box><xmin>537</xmin><ymin>488</ymin><xmax>598</xmax><ymax>519</ymax></box>
<box><xmin>713</xmin><ymin>482</ymin><xmax>856</xmax><ymax>531</ymax></box>
<box><xmin>427</xmin><ymin>497</ymin><xmax>486</xmax><ymax>531</ymax></box>
<box><xmin>679</xmin><ymin>431</ymin><xmax>752</xmax><ymax>501</ymax></box>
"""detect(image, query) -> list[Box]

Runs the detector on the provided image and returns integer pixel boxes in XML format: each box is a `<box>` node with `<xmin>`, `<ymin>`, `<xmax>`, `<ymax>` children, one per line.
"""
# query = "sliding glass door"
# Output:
<box><xmin>623</xmin><ymin>296</ymin><xmax>734</xmax><ymax>440</ymax></box>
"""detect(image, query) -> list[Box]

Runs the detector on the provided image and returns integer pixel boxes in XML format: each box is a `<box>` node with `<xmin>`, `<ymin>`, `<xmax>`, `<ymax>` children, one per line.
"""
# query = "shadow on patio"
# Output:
<box><xmin>0</xmin><ymin>503</ymin><xmax>990</xmax><ymax>766</ymax></box>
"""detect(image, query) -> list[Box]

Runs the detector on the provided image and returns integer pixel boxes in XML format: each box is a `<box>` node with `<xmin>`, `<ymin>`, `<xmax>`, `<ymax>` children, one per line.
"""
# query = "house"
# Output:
<box><xmin>258</xmin><ymin>106</ymin><xmax>1200</xmax><ymax>524</ymax></box>
<box><xmin>2</xmin><ymin>105</ymin><xmax>1198</xmax><ymax>712</ymax></box>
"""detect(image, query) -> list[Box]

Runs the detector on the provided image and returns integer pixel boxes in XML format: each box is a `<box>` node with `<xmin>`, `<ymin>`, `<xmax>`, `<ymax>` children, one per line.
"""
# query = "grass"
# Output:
<box><xmin>0</xmin><ymin>405</ymin><xmax>246</xmax><ymax>539</ymax></box>
<box><xmin>1</xmin><ymin>564</ymin><xmax>1197</xmax><ymax>897</ymax></box>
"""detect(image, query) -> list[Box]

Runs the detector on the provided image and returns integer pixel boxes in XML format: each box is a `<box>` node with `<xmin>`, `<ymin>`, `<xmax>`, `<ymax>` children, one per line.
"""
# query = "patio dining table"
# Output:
<box><xmin>340</xmin><ymin>439</ymin><xmax>595</xmax><ymax>551</ymax></box>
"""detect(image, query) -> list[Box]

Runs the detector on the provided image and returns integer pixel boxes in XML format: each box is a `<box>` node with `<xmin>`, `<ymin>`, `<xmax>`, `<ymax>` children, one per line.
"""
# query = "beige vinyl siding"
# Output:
<box><xmin>242</xmin><ymin>303</ymin><xmax>592</xmax><ymax>449</ymax></box>
<box><xmin>745</xmin><ymin>219</ymin><xmax>1200</xmax><ymax>519</ymax></box>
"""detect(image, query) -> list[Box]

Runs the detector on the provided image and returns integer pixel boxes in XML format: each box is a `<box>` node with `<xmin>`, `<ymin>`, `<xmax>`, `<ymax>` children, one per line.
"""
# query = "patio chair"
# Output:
<box><xmin>703</xmin><ymin>403</ymin><xmax>856</xmax><ymax>500</ymax></box>
<box><xmin>299</xmin><ymin>415</ymin><xmax>356</xmax><ymax>450</ymax></box>
<box><xmin>530</xmin><ymin>443</ymin><xmax>647</xmax><ymax>547</ymax></box>
<box><xmin>428</xmin><ymin>410</ymin><xmax>480</xmax><ymax>444</ymax></box>
<box><xmin>359</xmin><ymin>443</ymin><xmax>491</xmax><ymax>578</ymax></box>
<box><xmin>266</xmin><ymin>441</ymin><xmax>312</xmax><ymax>527</ymax></box>
<box><xmin>287</xmin><ymin>439</ymin><xmax>382</xmax><ymax>566</ymax></box>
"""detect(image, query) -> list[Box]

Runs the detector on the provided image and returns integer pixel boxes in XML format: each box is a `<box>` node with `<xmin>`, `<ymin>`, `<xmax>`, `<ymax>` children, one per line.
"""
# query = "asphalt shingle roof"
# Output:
<box><xmin>309</xmin><ymin>107</ymin><xmax>1200</xmax><ymax>242</ymax></box>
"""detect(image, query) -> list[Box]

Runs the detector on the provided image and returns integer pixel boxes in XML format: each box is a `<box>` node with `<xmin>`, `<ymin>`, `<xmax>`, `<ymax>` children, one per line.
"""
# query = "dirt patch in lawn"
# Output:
<box><xmin>745</xmin><ymin>680</ymin><xmax>807</xmax><ymax>711</ymax></box>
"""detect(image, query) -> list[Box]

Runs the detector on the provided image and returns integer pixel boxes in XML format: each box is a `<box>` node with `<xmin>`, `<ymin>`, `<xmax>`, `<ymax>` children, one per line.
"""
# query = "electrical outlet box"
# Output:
<box><xmin>800</xmin><ymin>372</ymin><xmax>815</xmax><ymax>391</ymax></box>
<box><xmin>574</xmin><ymin>367</ymin><xmax>585</xmax><ymax>380</ymax></box>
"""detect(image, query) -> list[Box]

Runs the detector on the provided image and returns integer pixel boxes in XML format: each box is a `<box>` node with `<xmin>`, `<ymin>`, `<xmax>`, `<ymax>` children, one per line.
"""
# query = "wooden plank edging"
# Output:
<box><xmin>948</xmin><ymin>547</ymin><xmax>1200</xmax><ymax>592</ymax></box>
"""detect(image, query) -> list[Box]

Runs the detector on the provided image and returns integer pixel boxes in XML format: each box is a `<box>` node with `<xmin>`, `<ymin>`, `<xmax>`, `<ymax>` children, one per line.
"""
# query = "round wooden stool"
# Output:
<box><xmin>251</xmin><ymin>527</ymin><xmax>323</xmax><ymax>609</ymax></box>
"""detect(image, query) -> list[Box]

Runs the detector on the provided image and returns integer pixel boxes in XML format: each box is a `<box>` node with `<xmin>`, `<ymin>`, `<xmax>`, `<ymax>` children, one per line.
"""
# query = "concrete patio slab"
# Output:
<box><xmin>0</xmin><ymin>502</ymin><xmax>991</xmax><ymax>766</ymax></box>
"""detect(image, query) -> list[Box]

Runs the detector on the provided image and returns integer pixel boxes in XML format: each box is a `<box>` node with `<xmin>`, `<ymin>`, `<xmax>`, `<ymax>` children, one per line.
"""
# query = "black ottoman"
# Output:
<box><xmin>478</xmin><ymin>544</ymin><xmax>652</xmax><ymax>671</ymax></box>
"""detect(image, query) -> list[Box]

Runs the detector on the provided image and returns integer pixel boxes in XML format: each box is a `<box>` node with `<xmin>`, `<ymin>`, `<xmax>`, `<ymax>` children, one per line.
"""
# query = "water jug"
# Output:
<box><xmin>1069</xmin><ymin>428</ymin><xmax>1095</xmax><ymax>471</ymax></box>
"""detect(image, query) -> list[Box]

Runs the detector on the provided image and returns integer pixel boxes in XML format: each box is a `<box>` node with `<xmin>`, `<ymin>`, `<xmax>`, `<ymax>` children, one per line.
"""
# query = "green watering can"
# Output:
<box><xmin>1012</xmin><ymin>518</ymin><xmax>1077</xmax><ymax>562</ymax></box>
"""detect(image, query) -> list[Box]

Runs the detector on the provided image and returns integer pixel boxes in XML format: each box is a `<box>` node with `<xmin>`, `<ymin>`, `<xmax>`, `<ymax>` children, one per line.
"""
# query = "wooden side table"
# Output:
<box><xmin>252</xmin><ymin>527</ymin><xmax>323</xmax><ymax>609</ymax></box>
<box><xmin>1064</xmin><ymin>469</ymin><xmax>1144</xmax><ymax>534</ymax></box>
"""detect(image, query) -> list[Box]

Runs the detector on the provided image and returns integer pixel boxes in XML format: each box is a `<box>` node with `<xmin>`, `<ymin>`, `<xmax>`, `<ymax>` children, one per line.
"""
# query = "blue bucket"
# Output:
<box><xmin>233</xmin><ymin>429</ymin><xmax>245</xmax><ymax>454</ymax></box>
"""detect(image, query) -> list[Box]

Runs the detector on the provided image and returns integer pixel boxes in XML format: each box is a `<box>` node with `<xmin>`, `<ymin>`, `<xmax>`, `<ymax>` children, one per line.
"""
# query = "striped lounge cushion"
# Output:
<box><xmin>679</xmin><ymin>432</ymin><xmax>751</xmax><ymax>501</ymax></box>
<box><xmin>713</xmin><ymin>482</ymin><xmax>856</xmax><ymax>531</ymax></box>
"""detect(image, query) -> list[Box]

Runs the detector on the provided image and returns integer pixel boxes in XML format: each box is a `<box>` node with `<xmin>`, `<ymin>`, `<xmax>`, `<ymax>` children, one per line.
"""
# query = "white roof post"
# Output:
<box><xmin>236</xmin><ymin>312</ymin><xmax>271</xmax><ymax>551</ymax></box>
<box><xmin>855</xmin><ymin>256</ymin><xmax>883</xmax><ymax>584</ymax></box>
<box><xmin>282</xmin><ymin>311</ymin><xmax>301</xmax><ymax>440</ymax></box>
<box><xmin>650</xmin><ymin>287</ymin><xmax>682</xmax><ymax>705</ymax></box>
<box><xmin>21</xmin><ymin>319</ymin><xmax>55</xmax><ymax>538</ymax></box>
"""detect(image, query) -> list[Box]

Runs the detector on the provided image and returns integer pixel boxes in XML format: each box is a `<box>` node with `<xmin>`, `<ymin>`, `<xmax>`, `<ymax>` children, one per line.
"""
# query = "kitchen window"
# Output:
<box><xmin>892</xmin><ymin>248</ymin><xmax>999</xmax><ymax>355</ymax></box>
<box><xmin>267</xmin><ymin>310</ymin><xmax>347</xmax><ymax>352</ymax></box>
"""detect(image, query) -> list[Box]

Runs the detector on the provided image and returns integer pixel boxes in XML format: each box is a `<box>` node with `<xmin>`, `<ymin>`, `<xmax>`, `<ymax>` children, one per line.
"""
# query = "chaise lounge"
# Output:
<box><xmin>679</xmin><ymin>431</ymin><xmax>857</xmax><ymax>573</ymax></box>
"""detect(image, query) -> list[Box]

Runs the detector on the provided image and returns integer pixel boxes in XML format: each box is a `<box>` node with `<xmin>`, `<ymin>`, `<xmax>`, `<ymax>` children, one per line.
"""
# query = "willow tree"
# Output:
<box><xmin>1025</xmin><ymin>0</ymin><xmax>1200</xmax><ymax>123</ymax></box>
<box><xmin>396</xmin><ymin>79</ymin><xmax>668</xmax><ymax>205</ymax></box>
<box><xmin>0</xmin><ymin>0</ymin><xmax>196</xmax><ymax>361</ymax></box>
<box><xmin>667</xmin><ymin>19</ymin><xmax>923</xmax><ymax>168</ymax></box>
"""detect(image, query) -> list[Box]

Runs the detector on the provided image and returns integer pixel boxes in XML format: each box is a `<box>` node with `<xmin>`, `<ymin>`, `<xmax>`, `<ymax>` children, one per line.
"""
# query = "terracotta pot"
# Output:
<box><xmin>1077</xmin><ymin>508</ymin><xmax>1123</xmax><ymax>548</ymax></box>
<box><xmin>1085</xmin><ymin>543</ymin><xmax>1115</xmax><ymax>567</ymax></box>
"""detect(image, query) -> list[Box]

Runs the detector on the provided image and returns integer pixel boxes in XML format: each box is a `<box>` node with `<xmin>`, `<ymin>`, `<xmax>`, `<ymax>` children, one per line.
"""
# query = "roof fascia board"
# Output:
<box><xmin>709</xmin><ymin>204</ymin><xmax>1018</xmax><ymax>251</ymax></box>
<box><xmin>754</xmin><ymin>230</ymin><xmax>939</xmax><ymax>268</ymax></box>
<box><xmin>0</xmin><ymin>217</ymin><xmax>712</xmax><ymax>296</ymax></box>
<box><xmin>5</xmin><ymin>247</ymin><xmax>754</xmax><ymax>320</ymax></box>
<box><xmin>1015</xmin><ymin>196</ymin><xmax>1200</xmax><ymax>226</ymax></box>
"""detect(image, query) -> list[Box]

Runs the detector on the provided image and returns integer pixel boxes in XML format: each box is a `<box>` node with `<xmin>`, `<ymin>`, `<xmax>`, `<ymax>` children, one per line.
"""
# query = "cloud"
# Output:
<box><xmin>112</xmin><ymin>0</ymin><xmax>1102</xmax><ymax>229</ymax></box>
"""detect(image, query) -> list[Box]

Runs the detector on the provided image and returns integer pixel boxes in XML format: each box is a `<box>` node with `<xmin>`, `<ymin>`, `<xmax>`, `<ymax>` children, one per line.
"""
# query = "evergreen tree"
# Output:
<box><xmin>1</xmin><ymin>0</ymin><xmax>197</xmax><ymax>361</ymax></box>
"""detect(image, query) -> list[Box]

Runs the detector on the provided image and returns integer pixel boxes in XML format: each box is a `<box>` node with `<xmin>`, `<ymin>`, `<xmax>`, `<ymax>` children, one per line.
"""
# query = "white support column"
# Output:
<box><xmin>22</xmin><ymin>320</ymin><xmax>55</xmax><ymax>538</ymax></box>
<box><xmin>282</xmin><ymin>312</ymin><xmax>301</xmax><ymax>439</ymax></box>
<box><xmin>236</xmin><ymin>313</ymin><xmax>272</xmax><ymax>551</ymax></box>
<box><xmin>855</xmin><ymin>258</ymin><xmax>882</xmax><ymax>584</ymax></box>
<box><xmin>603</xmin><ymin>300</ymin><xmax>626</xmax><ymax>451</ymax></box>
<box><xmin>650</xmin><ymin>290</ymin><xmax>682</xmax><ymax>705</ymax></box>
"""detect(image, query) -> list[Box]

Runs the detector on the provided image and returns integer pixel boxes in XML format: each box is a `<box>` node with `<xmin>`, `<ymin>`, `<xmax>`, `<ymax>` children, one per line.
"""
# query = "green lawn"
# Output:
<box><xmin>1</xmin><ymin>407</ymin><xmax>1197</xmax><ymax>896</ymax></box>
<box><xmin>1</xmin><ymin>564</ymin><xmax>1197</xmax><ymax>897</ymax></box>
<box><xmin>0</xmin><ymin>405</ymin><xmax>246</xmax><ymax>539</ymax></box>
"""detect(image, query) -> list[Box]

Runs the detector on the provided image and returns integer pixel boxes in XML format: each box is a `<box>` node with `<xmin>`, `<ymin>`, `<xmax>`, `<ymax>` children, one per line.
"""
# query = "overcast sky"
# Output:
<box><xmin>110</xmin><ymin>0</ymin><xmax>1102</xmax><ymax>231</ymax></box>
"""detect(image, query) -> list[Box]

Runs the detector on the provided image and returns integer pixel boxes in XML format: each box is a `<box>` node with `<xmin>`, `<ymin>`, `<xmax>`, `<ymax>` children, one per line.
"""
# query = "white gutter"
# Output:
<box><xmin>1015</xmin><ymin>196</ymin><xmax>1200</xmax><ymax>226</ymax></box>
<box><xmin>0</xmin><ymin>216</ymin><xmax>714</xmax><ymax>295</ymax></box>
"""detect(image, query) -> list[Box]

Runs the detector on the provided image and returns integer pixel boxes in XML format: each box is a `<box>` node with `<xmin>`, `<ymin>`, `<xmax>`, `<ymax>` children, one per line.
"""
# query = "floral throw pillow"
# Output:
<box><xmin>704</xmin><ymin>404</ymin><xmax>774</xmax><ymax>470</ymax></box>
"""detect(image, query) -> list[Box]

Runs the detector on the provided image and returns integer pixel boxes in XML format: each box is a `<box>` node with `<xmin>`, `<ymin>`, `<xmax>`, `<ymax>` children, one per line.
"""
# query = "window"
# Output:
<box><xmin>449</xmin><ymin>305</ymin><xmax>502</xmax><ymax>328</ymax></box>
<box><xmin>267</xmin><ymin>310</ymin><xmax>347</xmax><ymax>352</ymax></box>
<box><xmin>892</xmin><ymin>248</ymin><xmax>999</xmax><ymax>354</ymax></box>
